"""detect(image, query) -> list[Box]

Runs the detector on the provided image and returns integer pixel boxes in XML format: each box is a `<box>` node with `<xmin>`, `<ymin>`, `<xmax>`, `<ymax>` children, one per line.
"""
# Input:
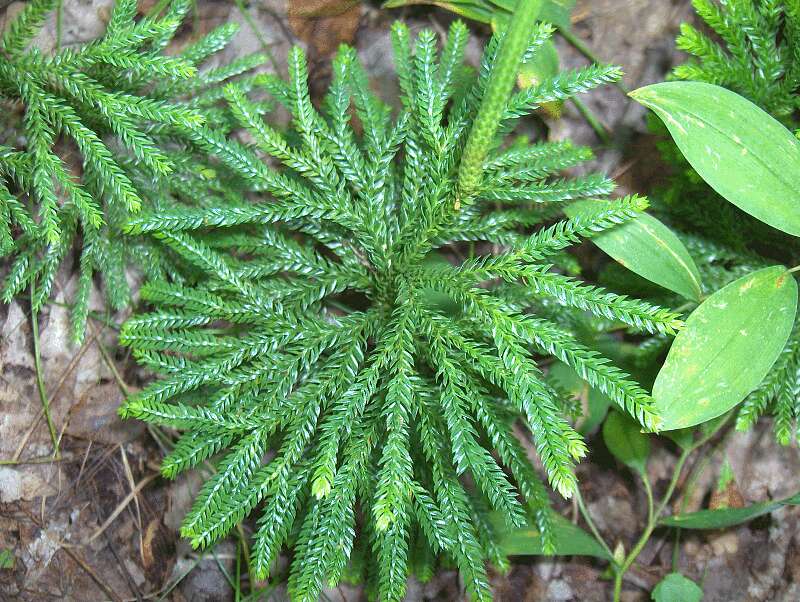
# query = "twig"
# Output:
<box><xmin>84</xmin><ymin>473</ymin><xmax>159</xmax><ymax>545</ymax></box>
<box><xmin>61</xmin><ymin>546</ymin><xmax>123</xmax><ymax>602</ymax></box>
<box><xmin>120</xmin><ymin>445</ymin><xmax>145</xmax><ymax>567</ymax></box>
<box><xmin>0</xmin><ymin>454</ymin><xmax>71</xmax><ymax>466</ymax></box>
<box><xmin>90</xmin><ymin>321</ymin><xmax>131</xmax><ymax>397</ymax></box>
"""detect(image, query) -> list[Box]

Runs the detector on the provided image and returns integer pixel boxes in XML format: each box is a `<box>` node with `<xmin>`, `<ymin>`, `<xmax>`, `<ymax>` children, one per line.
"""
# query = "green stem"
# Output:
<box><xmin>575</xmin><ymin>488</ymin><xmax>616</xmax><ymax>561</ymax></box>
<box><xmin>557</xmin><ymin>27</ymin><xmax>629</xmax><ymax>95</ymax></box>
<box><xmin>612</xmin><ymin>413</ymin><xmax>733</xmax><ymax>600</ymax></box>
<box><xmin>570</xmin><ymin>96</ymin><xmax>610</xmax><ymax>144</ymax></box>
<box><xmin>456</xmin><ymin>0</ymin><xmax>544</xmax><ymax>205</ymax></box>
<box><xmin>612</xmin><ymin>451</ymin><xmax>687</xmax><ymax>601</ymax></box>
<box><xmin>55</xmin><ymin>0</ymin><xmax>63</xmax><ymax>50</ymax></box>
<box><xmin>642</xmin><ymin>472</ymin><xmax>654</xmax><ymax>526</ymax></box>
<box><xmin>30</xmin><ymin>284</ymin><xmax>60</xmax><ymax>459</ymax></box>
<box><xmin>233</xmin><ymin>0</ymin><xmax>281</xmax><ymax>73</ymax></box>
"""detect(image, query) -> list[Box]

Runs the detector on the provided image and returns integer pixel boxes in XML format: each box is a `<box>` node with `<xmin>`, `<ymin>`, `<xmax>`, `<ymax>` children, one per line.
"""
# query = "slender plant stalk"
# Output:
<box><xmin>611</xmin><ymin>413</ymin><xmax>734</xmax><ymax>601</ymax></box>
<box><xmin>575</xmin><ymin>488</ymin><xmax>616</xmax><ymax>561</ymax></box>
<box><xmin>30</xmin><ymin>284</ymin><xmax>59</xmax><ymax>459</ymax></box>
<box><xmin>570</xmin><ymin>96</ymin><xmax>611</xmax><ymax>143</ymax></box>
<box><xmin>55</xmin><ymin>0</ymin><xmax>62</xmax><ymax>49</ymax></box>
<box><xmin>557</xmin><ymin>26</ymin><xmax>629</xmax><ymax>95</ymax></box>
<box><xmin>233</xmin><ymin>0</ymin><xmax>281</xmax><ymax>72</ymax></box>
<box><xmin>641</xmin><ymin>473</ymin><xmax>654</xmax><ymax>527</ymax></box>
<box><xmin>456</xmin><ymin>0</ymin><xmax>543</xmax><ymax>206</ymax></box>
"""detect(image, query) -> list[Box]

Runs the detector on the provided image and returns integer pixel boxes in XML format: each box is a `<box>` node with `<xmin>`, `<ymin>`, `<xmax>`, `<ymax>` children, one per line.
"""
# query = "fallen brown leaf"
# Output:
<box><xmin>288</xmin><ymin>0</ymin><xmax>362</xmax><ymax>59</ymax></box>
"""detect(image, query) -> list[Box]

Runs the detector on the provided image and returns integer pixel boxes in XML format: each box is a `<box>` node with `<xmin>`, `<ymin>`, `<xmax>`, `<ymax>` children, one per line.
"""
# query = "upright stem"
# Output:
<box><xmin>611</xmin><ymin>413</ymin><xmax>733</xmax><ymax>601</ymax></box>
<box><xmin>575</xmin><ymin>488</ymin><xmax>615</xmax><ymax>561</ymax></box>
<box><xmin>612</xmin><ymin>452</ymin><xmax>688</xmax><ymax>600</ymax></box>
<box><xmin>456</xmin><ymin>0</ymin><xmax>543</xmax><ymax>206</ymax></box>
<box><xmin>30</xmin><ymin>284</ymin><xmax>59</xmax><ymax>459</ymax></box>
<box><xmin>557</xmin><ymin>26</ymin><xmax>630</xmax><ymax>95</ymax></box>
<box><xmin>570</xmin><ymin>96</ymin><xmax>611</xmax><ymax>144</ymax></box>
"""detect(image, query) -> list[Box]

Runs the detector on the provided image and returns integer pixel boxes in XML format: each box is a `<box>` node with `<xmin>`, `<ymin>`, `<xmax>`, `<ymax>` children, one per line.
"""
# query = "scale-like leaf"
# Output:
<box><xmin>631</xmin><ymin>82</ymin><xmax>800</xmax><ymax>237</ymax></box>
<box><xmin>653</xmin><ymin>266</ymin><xmax>798</xmax><ymax>430</ymax></box>
<box><xmin>566</xmin><ymin>200</ymin><xmax>702</xmax><ymax>301</ymax></box>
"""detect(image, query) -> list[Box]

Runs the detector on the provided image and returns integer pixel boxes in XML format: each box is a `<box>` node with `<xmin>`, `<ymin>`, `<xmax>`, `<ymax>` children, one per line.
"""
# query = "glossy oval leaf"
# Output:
<box><xmin>659</xmin><ymin>491</ymin><xmax>800</xmax><ymax>530</ymax></box>
<box><xmin>566</xmin><ymin>200</ymin><xmax>702</xmax><ymax>301</ymax></box>
<box><xmin>653</xmin><ymin>266</ymin><xmax>798</xmax><ymax>430</ymax></box>
<box><xmin>602</xmin><ymin>410</ymin><xmax>650</xmax><ymax>474</ymax></box>
<box><xmin>652</xmin><ymin>573</ymin><xmax>703</xmax><ymax>602</ymax></box>
<box><xmin>494</xmin><ymin>512</ymin><xmax>612</xmax><ymax>559</ymax></box>
<box><xmin>630</xmin><ymin>81</ymin><xmax>800</xmax><ymax>237</ymax></box>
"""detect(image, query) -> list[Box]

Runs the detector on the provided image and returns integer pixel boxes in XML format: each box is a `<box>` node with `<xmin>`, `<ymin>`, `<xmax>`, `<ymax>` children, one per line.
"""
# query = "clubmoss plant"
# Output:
<box><xmin>118</xmin><ymin>0</ymin><xmax>681</xmax><ymax>598</ymax></box>
<box><xmin>673</xmin><ymin>0</ymin><xmax>799</xmax><ymax>130</ymax></box>
<box><xmin>0</xmin><ymin>0</ymin><xmax>266</xmax><ymax>341</ymax></box>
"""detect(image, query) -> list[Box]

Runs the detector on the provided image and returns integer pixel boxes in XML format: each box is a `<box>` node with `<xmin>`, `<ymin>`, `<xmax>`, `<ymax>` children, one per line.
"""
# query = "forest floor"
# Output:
<box><xmin>1</xmin><ymin>1</ymin><xmax>799</xmax><ymax>600</ymax></box>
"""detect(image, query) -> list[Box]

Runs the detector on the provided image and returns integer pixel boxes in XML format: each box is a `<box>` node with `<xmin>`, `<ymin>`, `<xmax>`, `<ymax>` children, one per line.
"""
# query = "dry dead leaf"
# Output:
<box><xmin>709</xmin><ymin>479</ymin><xmax>746</xmax><ymax>511</ymax></box>
<box><xmin>288</xmin><ymin>0</ymin><xmax>362</xmax><ymax>59</ymax></box>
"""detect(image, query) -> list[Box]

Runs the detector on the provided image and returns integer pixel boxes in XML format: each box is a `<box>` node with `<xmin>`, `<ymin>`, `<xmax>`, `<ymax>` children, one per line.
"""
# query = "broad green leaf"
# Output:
<box><xmin>630</xmin><ymin>81</ymin><xmax>800</xmax><ymax>237</ymax></box>
<box><xmin>537</xmin><ymin>0</ymin><xmax>575</xmax><ymax>29</ymax></box>
<box><xmin>547</xmin><ymin>360</ymin><xmax>611</xmax><ymax>435</ymax></box>
<box><xmin>494</xmin><ymin>511</ymin><xmax>612</xmax><ymax>559</ymax></box>
<box><xmin>653</xmin><ymin>266</ymin><xmax>798</xmax><ymax>430</ymax></box>
<box><xmin>660</xmin><ymin>491</ymin><xmax>800</xmax><ymax>529</ymax></box>
<box><xmin>566</xmin><ymin>200</ymin><xmax>702</xmax><ymax>301</ymax></box>
<box><xmin>602</xmin><ymin>410</ymin><xmax>650</xmax><ymax>474</ymax></box>
<box><xmin>651</xmin><ymin>573</ymin><xmax>703</xmax><ymax>602</ymax></box>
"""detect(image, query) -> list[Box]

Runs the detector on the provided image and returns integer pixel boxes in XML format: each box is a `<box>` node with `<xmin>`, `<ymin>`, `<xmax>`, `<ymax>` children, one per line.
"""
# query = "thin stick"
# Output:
<box><xmin>0</xmin><ymin>454</ymin><xmax>70</xmax><ymax>466</ymax></box>
<box><xmin>120</xmin><ymin>445</ymin><xmax>146</xmax><ymax>566</ymax></box>
<box><xmin>61</xmin><ymin>546</ymin><xmax>123</xmax><ymax>602</ymax></box>
<box><xmin>84</xmin><ymin>473</ymin><xmax>159</xmax><ymax>545</ymax></box>
<box><xmin>90</xmin><ymin>321</ymin><xmax>131</xmax><ymax>396</ymax></box>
